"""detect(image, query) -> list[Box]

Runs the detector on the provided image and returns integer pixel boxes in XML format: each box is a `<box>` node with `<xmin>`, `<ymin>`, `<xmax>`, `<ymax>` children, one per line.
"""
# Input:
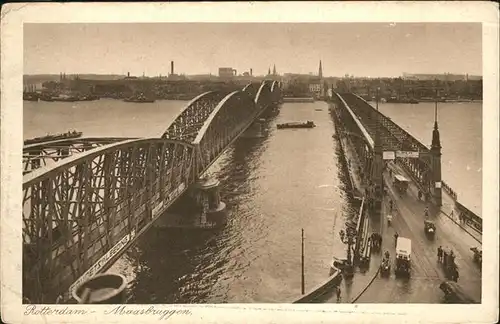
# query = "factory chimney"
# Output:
<box><xmin>171</xmin><ymin>61</ymin><xmax>174</xmax><ymax>75</ymax></box>
<box><xmin>250</xmin><ymin>68</ymin><xmax>253</xmax><ymax>76</ymax></box>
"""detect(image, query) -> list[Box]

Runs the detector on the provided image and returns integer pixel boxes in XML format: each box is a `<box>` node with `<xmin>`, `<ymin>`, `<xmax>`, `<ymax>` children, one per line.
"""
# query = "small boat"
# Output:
<box><xmin>124</xmin><ymin>93</ymin><xmax>155</xmax><ymax>103</ymax></box>
<box><xmin>24</xmin><ymin>130</ymin><xmax>83</xmax><ymax>145</ymax></box>
<box><xmin>23</xmin><ymin>93</ymin><xmax>39</xmax><ymax>101</ymax></box>
<box><xmin>124</xmin><ymin>97</ymin><xmax>155</xmax><ymax>103</ymax></box>
<box><xmin>277</xmin><ymin>121</ymin><xmax>316</xmax><ymax>129</ymax></box>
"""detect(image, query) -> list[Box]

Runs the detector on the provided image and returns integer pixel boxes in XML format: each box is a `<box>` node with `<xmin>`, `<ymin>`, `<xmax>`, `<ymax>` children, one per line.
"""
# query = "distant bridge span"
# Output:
<box><xmin>22</xmin><ymin>80</ymin><xmax>282</xmax><ymax>303</ymax></box>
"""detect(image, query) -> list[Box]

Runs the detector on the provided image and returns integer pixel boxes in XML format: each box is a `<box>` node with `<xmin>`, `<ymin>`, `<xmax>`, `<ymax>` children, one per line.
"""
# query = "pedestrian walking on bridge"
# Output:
<box><xmin>437</xmin><ymin>246</ymin><xmax>443</xmax><ymax>262</ymax></box>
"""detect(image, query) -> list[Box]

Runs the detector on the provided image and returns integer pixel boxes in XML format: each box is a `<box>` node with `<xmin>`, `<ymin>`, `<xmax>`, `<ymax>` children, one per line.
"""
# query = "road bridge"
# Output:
<box><xmin>329</xmin><ymin>91</ymin><xmax>482</xmax><ymax>303</ymax></box>
<box><xmin>22</xmin><ymin>80</ymin><xmax>282</xmax><ymax>303</ymax></box>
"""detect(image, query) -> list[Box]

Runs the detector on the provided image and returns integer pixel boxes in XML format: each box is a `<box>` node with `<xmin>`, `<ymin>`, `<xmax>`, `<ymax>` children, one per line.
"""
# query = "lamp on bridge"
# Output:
<box><xmin>339</xmin><ymin>227</ymin><xmax>356</xmax><ymax>278</ymax></box>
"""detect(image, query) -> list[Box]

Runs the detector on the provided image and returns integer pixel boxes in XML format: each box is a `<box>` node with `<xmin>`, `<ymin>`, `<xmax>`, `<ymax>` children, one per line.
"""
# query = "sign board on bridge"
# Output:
<box><xmin>435</xmin><ymin>181</ymin><xmax>442</xmax><ymax>189</ymax></box>
<box><xmin>383</xmin><ymin>151</ymin><xmax>396</xmax><ymax>160</ymax></box>
<box><xmin>68</xmin><ymin>228</ymin><xmax>136</xmax><ymax>296</ymax></box>
<box><xmin>396</xmin><ymin>151</ymin><xmax>419</xmax><ymax>158</ymax></box>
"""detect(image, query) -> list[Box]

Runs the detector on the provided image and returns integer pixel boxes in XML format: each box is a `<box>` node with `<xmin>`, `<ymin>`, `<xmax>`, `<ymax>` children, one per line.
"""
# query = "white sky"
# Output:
<box><xmin>24</xmin><ymin>23</ymin><xmax>482</xmax><ymax>77</ymax></box>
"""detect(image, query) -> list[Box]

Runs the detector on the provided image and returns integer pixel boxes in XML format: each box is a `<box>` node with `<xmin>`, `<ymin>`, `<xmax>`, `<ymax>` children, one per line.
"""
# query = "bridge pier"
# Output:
<box><xmin>192</xmin><ymin>177</ymin><xmax>227</xmax><ymax>228</ymax></box>
<box><xmin>153</xmin><ymin>177</ymin><xmax>227</xmax><ymax>230</ymax></box>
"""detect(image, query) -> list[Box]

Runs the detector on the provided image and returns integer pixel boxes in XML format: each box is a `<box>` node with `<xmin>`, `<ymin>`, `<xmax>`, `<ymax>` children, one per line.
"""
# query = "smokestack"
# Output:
<box><xmin>171</xmin><ymin>61</ymin><xmax>174</xmax><ymax>75</ymax></box>
<box><xmin>250</xmin><ymin>68</ymin><xmax>253</xmax><ymax>76</ymax></box>
<box><xmin>127</xmin><ymin>72</ymin><xmax>130</xmax><ymax>77</ymax></box>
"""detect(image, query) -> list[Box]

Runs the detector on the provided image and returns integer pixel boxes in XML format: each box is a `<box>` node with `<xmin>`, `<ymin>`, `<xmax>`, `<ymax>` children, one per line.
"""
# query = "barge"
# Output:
<box><xmin>277</xmin><ymin>121</ymin><xmax>316</xmax><ymax>129</ymax></box>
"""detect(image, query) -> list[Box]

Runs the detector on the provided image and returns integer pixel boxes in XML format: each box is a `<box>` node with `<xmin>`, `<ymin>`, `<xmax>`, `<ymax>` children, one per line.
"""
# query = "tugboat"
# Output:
<box><xmin>277</xmin><ymin>120</ymin><xmax>316</xmax><ymax>129</ymax></box>
<box><xmin>24</xmin><ymin>130</ymin><xmax>83</xmax><ymax>145</ymax></box>
<box><xmin>124</xmin><ymin>93</ymin><xmax>155</xmax><ymax>103</ymax></box>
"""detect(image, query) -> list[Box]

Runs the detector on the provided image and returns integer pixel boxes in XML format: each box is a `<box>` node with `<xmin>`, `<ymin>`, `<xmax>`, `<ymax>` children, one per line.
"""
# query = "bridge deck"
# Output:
<box><xmin>355</xmin><ymin>166</ymin><xmax>481</xmax><ymax>303</ymax></box>
<box><xmin>322</xmin><ymin>130</ymin><xmax>481</xmax><ymax>303</ymax></box>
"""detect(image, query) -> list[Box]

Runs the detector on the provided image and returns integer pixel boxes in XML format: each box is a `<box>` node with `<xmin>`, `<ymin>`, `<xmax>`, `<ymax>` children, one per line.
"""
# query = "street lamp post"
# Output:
<box><xmin>339</xmin><ymin>226</ymin><xmax>357</xmax><ymax>278</ymax></box>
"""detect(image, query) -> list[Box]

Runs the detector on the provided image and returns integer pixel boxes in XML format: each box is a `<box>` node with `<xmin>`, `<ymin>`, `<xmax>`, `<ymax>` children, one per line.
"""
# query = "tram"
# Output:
<box><xmin>393</xmin><ymin>174</ymin><xmax>410</xmax><ymax>194</ymax></box>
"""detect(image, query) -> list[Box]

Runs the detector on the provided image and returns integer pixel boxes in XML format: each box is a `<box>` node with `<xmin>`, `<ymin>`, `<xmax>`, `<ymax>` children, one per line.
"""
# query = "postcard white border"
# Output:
<box><xmin>1</xmin><ymin>2</ymin><xmax>499</xmax><ymax>323</ymax></box>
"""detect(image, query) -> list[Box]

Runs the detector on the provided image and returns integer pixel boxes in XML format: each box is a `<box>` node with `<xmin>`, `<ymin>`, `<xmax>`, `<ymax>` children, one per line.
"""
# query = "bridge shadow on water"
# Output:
<box><xmin>124</xmin><ymin>123</ymin><xmax>271</xmax><ymax>303</ymax></box>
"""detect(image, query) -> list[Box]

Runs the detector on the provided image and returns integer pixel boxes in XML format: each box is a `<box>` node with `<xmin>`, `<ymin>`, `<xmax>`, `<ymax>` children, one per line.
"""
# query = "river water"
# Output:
<box><xmin>23</xmin><ymin>98</ymin><xmax>481</xmax><ymax>303</ymax></box>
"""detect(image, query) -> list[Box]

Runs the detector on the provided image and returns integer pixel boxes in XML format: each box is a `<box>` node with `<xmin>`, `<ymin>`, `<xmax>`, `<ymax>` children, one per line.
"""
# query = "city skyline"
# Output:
<box><xmin>24</xmin><ymin>23</ymin><xmax>482</xmax><ymax>78</ymax></box>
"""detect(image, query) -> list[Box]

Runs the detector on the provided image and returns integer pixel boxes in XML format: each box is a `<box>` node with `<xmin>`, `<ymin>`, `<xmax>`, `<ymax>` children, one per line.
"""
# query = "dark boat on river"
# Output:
<box><xmin>24</xmin><ymin>130</ymin><xmax>83</xmax><ymax>146</ymax></box>
<box><xmin>23</xmin><ymin>92</ymin><xmax>39</xmax><ymax>102</ymax></box>
<box><xmin>277</xmin><ymin>120</ymin><xmax>316</xmax><ymax>129</ymax></box>
<box><xmin>124</xmin><ymin>93</ymin><xmax>155</xmax><ymax>103</ymax></box>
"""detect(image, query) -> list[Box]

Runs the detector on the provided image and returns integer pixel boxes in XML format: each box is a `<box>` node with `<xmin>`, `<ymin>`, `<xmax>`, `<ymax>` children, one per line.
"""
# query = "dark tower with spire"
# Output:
<box><xmin>268</xmin><ymin>67</ymin><xmax>271</xmax><ymax>76</ymax></box>
<box><xmin>273</xmin><ymin>64</ymin><xmax>276</xmax><ymax>76</ymax></box>
<box><xmin>318</xmin><ymin>60</ymin><xmax>323</xmax><ymax>79</ymax></box>
<box><xmin>431</xmin><ymin>90</ymin><xmax>443</xmax><ymax>206</ymax></box>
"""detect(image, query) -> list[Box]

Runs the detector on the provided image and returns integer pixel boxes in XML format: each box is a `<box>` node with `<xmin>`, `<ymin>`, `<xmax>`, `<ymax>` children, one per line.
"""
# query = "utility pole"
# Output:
<box><xmin>301</xmin><ymin>228</ymin><xmax>305</xmax><ymax>295</ymax></box>
<box><xmin>376</xmin><ymin>87</ymin><xmax>380</xmax><ymax>111</ymax></box>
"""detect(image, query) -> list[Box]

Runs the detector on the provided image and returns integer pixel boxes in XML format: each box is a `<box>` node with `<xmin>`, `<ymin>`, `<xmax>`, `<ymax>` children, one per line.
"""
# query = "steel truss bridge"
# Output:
<box><xmin>331</xmin><ymin>92</ymin><xmax>442</xmax><ymax>212</ymax></box>
<box><xmin>22</xmin><ymin>80</ymin><xmax>282</xmax><ymax>303</ymax></box>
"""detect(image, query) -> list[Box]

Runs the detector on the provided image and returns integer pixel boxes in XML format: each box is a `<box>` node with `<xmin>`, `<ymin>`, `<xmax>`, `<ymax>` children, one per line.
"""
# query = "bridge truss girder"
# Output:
<box><xmin>194</xmin><ymin>91</ymin><xmax>262</xmax><ymax>175</ymax></box>
<box><xmin>242</xmin><ymin>82</ymin><xmax>260</xmax><ymax>100</ymax></box>
<box><xmin>338</xmin><ymin>93</ymin><xmax>435</xmax><ymax>192</ymax></box>
<box><xmin>162</xmin><ymin>91</ymin><xmax>227</xmax><ymax>142</ymax></box>
<box><xmin>22</xmin><ymin>79</ymin><xmax>283</xmax><ymax>303</ymax></box>
<box><xmin>23</xmin><ymin>138</ymin><xmax>195</xmax><ymax>303</ymax></box>
<box><xmin>255</xmin><ymin>81</ymin><xmax>273</xmax><ymax>110</ymax></box>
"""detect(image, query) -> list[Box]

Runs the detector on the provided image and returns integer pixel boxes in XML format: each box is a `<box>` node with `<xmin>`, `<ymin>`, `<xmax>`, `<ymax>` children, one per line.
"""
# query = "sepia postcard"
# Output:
<box><xmin>1</xmin><ymin>1</ymin><xmax>499</xmax><ymax>323</ymax></box>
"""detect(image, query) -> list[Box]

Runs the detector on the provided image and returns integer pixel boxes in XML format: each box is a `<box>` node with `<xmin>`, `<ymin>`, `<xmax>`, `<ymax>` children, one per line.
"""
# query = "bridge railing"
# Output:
<box><xmin>442</xmin><ymin>180</ymin><xmax>458</xmax><ymax>200</ymax></box>
<box><xmin>456</xmin><ymin>201</ymin><xmax>482</xmax><ymax>232</ymax></box>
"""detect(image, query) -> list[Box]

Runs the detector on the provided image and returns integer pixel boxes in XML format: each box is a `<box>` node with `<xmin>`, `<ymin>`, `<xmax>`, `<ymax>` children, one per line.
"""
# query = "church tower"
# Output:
<box><xmin>318</xmin><ymin>60</ymin><xmax>323</xmax><ymax>79</ymax></box>
<box><xmin>273</xmin><ymin>64</ymin><xmax>276</xmax><ymax>76</ymax></box>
